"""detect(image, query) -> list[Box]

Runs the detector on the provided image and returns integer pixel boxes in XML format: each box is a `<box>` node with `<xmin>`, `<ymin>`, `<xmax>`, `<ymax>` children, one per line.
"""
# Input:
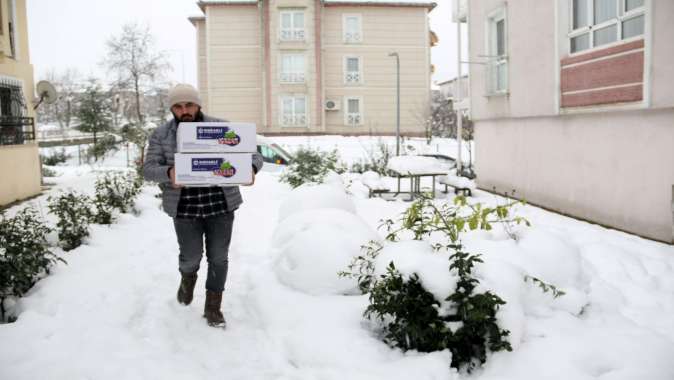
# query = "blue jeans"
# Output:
<box><xmin>173</xmin><ymin>212</ymin><xmax>235</xmax><ymax>292</ymax></box>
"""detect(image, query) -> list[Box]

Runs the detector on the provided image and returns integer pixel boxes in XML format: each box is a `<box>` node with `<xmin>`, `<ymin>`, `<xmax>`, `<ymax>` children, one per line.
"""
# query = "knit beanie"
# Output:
<box><xmin>168</xmin><ymin>83</ymin><xmax>202</xmax><ymax>107</ymax></box>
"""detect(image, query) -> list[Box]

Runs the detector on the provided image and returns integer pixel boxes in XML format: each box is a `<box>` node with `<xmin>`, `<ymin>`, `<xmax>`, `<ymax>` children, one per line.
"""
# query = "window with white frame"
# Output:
<box><xmin>343</xmin><ymin>14</ymin><xmax>362</xmax><ymax>43</ymax></box>
<box><xmin>569</xmin><ymin>0</ymin><xmax>645</xmax><ymax>53</ymax></box>
<box><xmin>280</xmin><ymin>10</ymin><xmax>305</xmax><ymax>41</ymax></box>
<box><xmin>344</xmin><ymin>96</ymin><xmax>363</xmax><ymax>126</ymax></box>
<box><xmin>486</xmin><ymin>8</ymin><xmax>508</xmax><ymax>94</ymax></box>
<box><xmin>344</xmin><ymin>56</ymin><xmax>362</xmax><ymax>84</ymax></box>
<box><xmin>280</xmin><ymin>54</ymin><xmax>306</xmax><ymax>83</ymax></box>
<box><xmin>280</xmin><ymin>95</ymin><xmax>307</xmax><ymax>127</ymax></box>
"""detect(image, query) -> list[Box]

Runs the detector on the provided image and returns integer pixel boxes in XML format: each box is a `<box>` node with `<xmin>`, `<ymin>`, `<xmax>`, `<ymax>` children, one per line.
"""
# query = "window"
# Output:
<box><xmin>344</xmin><ymin>96</ymin><xmax>363</xmax><ymax>126</ymax></box>
<box><xmin>486</xmin><ymin>8</ymin><xmax>508</xmax><ymax>94</ymax></box>
<box><xmin>343</xmin><ymin>14</ymin><xmax>362</xmax><ymax>43</ymax></box>
<box><xmin>280</xmin><ymin>54</ymin><xmax>305</xmax><ymax>83</ymax></box>
<box><xmin>569</xmin><ymin>0</ymin><xmax>645</xmax><ymax>53</ymax></box>
<box><xmin>280</xmin><ymin>95</ymin><xmax>307</xmax><ymax>127</ymax></box>
<box><xmin>280</xmin><ymin>10</ymin><xmax>305</xmax><ymax>41</ymax></box>
<box><xmin>344</xmin><ymin>56</ymin><xmax>362</xmax><ymax>84</ymax></box>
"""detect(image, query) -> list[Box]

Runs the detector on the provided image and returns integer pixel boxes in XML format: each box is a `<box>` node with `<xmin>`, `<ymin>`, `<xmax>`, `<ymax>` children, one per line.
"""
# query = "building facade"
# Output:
<box><xmin>465</xmin><ymin>0</ymin><xmax>674</xmax><ymax>242</ymax></box>
<box><xmin>0</xmin><ymin>0</ymin><xmax>40</xmax><ymax>206</ymax></box>
<box><xmin>191</xmin><ymin>0</ymin><xmax>436</xmax><ymax>136</ymax></box>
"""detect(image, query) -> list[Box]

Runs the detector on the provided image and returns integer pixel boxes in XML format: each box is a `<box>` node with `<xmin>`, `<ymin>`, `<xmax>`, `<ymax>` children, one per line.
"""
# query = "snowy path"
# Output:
<box><xmin>2</xmin><ymin>148</ymin><xmax>674</xmax><ymax>379</ymax></box>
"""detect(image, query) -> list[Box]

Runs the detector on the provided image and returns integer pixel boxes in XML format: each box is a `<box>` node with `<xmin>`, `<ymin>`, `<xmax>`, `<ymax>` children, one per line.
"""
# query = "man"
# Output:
<box><xmin>143</xmin><ymin>83</ymin><xmax>263</xmax><ymax>328</ymax></box>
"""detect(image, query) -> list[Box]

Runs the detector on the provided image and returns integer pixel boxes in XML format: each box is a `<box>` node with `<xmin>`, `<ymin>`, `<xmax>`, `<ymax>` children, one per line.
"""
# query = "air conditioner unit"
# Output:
<box><xmin>325</xmin><ymin>99</ymin><xmax>340</xmax><ymax>111</ymax></box>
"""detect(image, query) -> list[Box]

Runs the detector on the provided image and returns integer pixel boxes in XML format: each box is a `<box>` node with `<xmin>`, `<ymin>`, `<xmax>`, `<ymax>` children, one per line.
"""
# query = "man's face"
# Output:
<box><xmin>171</xmin><ymin>102</ymin><xmax>200</xmax><ymax>122</ymax></box>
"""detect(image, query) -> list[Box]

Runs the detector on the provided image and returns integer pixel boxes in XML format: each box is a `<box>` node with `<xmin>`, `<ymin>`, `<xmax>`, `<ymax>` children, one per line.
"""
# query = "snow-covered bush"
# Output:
<box><xmin>279</xmin><ymin>147</ymin><xmax>344</xmax><ymax>188</ymax></box>
<box><xmin>0</xmin><ymin>208</ymin><xmax>63</xmax><ymax>322</ymax></box>
<box><xmin>272</xmin><ymin>208</ymin><xmax>378</xmax><ymax>295</ymax></box>
<box><xmin>41</xmin><ymin>149</ymin><xmax>70</xmax><ymax>166</ymax></box>
<box><xmin>93</xmin><ymin>171</ymin><xmax>142</xmax><ymax>220</ymax></box>
<box><xmin>48</xmin><ymin>191</ymin><xmax>93</xmax><ymax>251</ymax></box>
<box><xmin>349</xmin><ymin>140</ymin><xmax>392</xmax><ymax>176</ymax></box>
<box><xmin>277</xmin><ymin>183</ymin><xmax>356</xmax><ymax>222</ymax></box>
<box><xmin>41</xmin><ymin>166</ymin><xmax>57</xmax><ymax>178</ymax></box>
<box><xmin>342</xmin><ymin>195</ymin><xmax>534</xmax><ymax>372</ymax></box>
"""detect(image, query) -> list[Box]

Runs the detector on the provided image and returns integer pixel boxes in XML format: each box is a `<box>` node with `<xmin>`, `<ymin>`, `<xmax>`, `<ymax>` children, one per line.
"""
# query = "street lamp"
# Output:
<box><xmin>388</xmin><ymin>52</ymin><xmax>400</xmax><ymax>156</ymax></box>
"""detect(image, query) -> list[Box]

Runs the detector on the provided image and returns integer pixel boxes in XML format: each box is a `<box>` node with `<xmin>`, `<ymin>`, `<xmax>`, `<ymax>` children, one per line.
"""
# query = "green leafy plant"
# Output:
<box><xmin>86</xmin><ymin>134</ymin><xmax>119</xmax><ymax>162</ymax></box>
<box><xmin>279</xmin><ymin>147</ymin><xmax>342</xmax><ymax>188</ymax></box>
<box><xmin>41</xmin><ymin>149</ymin><xmax>71</xmax><ymax>166</ymax></box>
<box><xmin>0</xmin><ymin>208</ymin><xmax>64</xmax><ymax>322</ymax></box>
<box><xmin>350</xmin><ymin>140</ymin><xmax>392</xmax><ymax>176</ymax></box>
<box><xmin>47</xmin><ymin>191</ymin><xmax>93</xmax><ymax>251</ymax></box>
<box><xmin>93</xmin><ymin>171</ymin><xmax>142</xmax><ymax>216</ymax></box>
<box><xmin>343</xmin><ymin>195</ymin><xmax>529</xmax><ymax>372</ymax></box>
<box><xmin>524</xmin><ymin>275</ymin><xmax>566</xmax><ymax>299</ymax></box>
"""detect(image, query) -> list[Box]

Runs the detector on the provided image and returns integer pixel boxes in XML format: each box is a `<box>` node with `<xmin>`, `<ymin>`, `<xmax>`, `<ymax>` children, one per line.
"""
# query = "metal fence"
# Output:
<box><xmin>0</xmin><ymin>116</ymin><xmax>35</xmax><ymax>146</ymax></box>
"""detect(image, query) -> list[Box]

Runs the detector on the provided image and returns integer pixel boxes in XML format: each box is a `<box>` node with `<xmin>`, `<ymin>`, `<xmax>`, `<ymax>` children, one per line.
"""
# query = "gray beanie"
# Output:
<box><xmin>168</xmin><ymin>83</ymin><xmax>202</xmax><ymax>107</ymax></box>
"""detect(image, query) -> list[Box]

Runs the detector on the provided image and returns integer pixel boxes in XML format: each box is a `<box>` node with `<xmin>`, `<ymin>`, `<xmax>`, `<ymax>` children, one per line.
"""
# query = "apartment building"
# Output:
<box><xmin>190</xmin><ymin>0</ymin><xmax>436</xmax><ymax>136</ymax></box>
<box><xmin>0</xmin><ymin>0</ymin><xmax>40</xmax><ymax>206</ymax></box>
<box><xmin>464</xmin><ymin>0</ymin><xmax>674</xmax><ymax>242</ymax></box>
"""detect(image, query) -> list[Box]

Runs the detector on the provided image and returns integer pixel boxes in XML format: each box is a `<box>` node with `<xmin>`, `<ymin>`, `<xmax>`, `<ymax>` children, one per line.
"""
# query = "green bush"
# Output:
<box><xmin>47</xmin><ymin>191</ymin><xmax>93</xmax><ymax>251</ymax></box>
<box><xmin>342</xmin><ymin>195</ymin><xmax>531</xmax><ymax>372</ymax></box>
<box><xmin>93</xmin><ymin>171</ymin><xmax>142</xmax><ymax>218</ymax></box>
<box><xmin>0</xmin><ymin>208</ymin><xmax>64</xmax><ymax>322</ymax></box>
<box><xmin>41</xmin><ymin>149</ymin><xmax>70</xmax><ymax>166</ymax></box>
<box><xmin>279</xmin><ymin>147</ymin><xmax>342</xmax><ymax>188</ymax></box>
<box><xmin>349</xmin><ymin>141</ymin><xmax>392</xmax><ymax>176</ymax></box>
<box><xmin>41</xmin><ymin>166</ymin><xmax>57</xmax><ymax>177</ymax></box>
<box><xmin>86</xmin><ymin>134</ymin><xmax>119</xmax><ymax>162</ymax></box>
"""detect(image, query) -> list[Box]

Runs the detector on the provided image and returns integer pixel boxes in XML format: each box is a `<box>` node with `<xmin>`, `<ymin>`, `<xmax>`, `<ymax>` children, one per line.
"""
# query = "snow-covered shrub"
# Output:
<box><xmin>41</xmin><ymin>149</ymin><xmax>70</xmax><ymax>166</ymax></box>
<box><xmin>86</xmin><ymin>134</ymin><xmax>119</xmax><ymax>162</ymax></box>
<box><xmin>48</xmin><ymin>191</ymin><xmax>93</xmax><ymax>251</ymax></box>
<box><xmin>349</xmin><ymin>140</ymin><xmax>392</xmax><ymax>176</ymax></box>
<box><xmin>41</xmin><ymin>166</ymin><xmax>57</xmax><ymax>178</ymax></box>
<box><xmin>343</xmin><ymin>195</ymin><xmax>531</xmax><ymax>371</ymax></box>
<box><xmin>272</xmin><ymin>208</ymin><xmax>378</xmax><ymax>295</ymax></box>
<box><xmin>0</xmin><ymin>208</ymin><xmax>63</xmax><ymax>322</ymax></box>
<box><xmin>278</xmin><ymin>183</ymin><xmax>356</xmax><ymax>221</ymax></box>
<box><xmin>94</xmin><ymin>171</ymin><xmax>142</xmax><ymax>215</ymax></box>
<box><xmin>279</xmin><ymin>147</ymin><xmax>343</xmax><ymax>188</ymax></box>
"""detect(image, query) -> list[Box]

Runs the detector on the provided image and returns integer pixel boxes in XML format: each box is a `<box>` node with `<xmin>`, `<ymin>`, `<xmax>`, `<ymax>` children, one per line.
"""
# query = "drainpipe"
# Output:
<box><xmin>456</xmin><ymin>20</ymin><xmax>463</xmax><ymax>176</ymax></box>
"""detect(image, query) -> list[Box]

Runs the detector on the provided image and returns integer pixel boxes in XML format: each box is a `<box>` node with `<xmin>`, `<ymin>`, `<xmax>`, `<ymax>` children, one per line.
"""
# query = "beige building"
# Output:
<box><xmin>464</xmin><ymin>0</ymin><xmax>674</xmax><ymax>243</ymax></box>
<box><xmin>190</xmin><ymin>0</ymin><xmax>436</xmax><ymax>136</ymax></box>
<box><xmin>0</xmin><ymin>0</ymin><xmax>40</xmax><ymax>206</ymax></box>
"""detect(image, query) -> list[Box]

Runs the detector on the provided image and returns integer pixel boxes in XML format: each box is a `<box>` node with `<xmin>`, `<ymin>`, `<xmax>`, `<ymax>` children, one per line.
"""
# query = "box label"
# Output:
<box><xmin>196</xmin><ymin>126</ymin><xmax>241</xmax><ymax>147</ymax></box>
<box><xmin>191</xmin><ymin>158</ymin><xmax>237</xmax><ymax>177</ymax></box>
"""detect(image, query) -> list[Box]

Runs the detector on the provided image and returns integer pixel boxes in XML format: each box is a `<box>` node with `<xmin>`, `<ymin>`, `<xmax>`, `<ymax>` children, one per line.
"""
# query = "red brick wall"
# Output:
<box><xmin>561</xmin><ymin>39</ymin><xmax>644</xmax><ymax>108</ymax></box>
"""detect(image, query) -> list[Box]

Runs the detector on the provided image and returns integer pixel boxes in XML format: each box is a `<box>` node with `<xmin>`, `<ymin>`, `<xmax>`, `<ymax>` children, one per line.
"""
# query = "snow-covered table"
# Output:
<box><xmin>386</xmin><ymin>156</ymin><xmax>448</xmax><ymax>200</ymax></box>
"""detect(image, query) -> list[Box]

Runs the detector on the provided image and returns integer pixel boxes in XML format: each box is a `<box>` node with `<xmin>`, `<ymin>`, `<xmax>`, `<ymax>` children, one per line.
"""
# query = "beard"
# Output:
<box><xmin>173</xmin><ymin>109</ymin><xmax>204</xmax><ymax>125</ymax></box>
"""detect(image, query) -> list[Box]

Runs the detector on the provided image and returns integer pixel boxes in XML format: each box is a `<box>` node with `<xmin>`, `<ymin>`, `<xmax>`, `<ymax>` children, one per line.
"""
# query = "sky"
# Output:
<box><xmin>27</xmin><ymin>0</ymin><xmax>466</xmax><ymax>87</ymax></box>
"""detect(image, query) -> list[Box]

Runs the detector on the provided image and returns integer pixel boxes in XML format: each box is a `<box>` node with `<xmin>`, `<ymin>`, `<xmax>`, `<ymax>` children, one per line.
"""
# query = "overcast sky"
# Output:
<box><xmin>27</xmin><ymin>0</ymin><xmax>465</xmax><ymax>87</ymax></box>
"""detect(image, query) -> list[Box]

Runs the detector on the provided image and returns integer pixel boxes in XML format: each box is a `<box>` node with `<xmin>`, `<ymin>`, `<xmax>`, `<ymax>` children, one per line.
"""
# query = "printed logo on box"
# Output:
<box><xmin>196</xmin><ymin>126</ymin><xmax>241</xmax><ymax>146</ymax></box>
<box><xmin>191</xmin><ymin>158</ymin><xmax>237</xmax><ymax>178</ymax></box>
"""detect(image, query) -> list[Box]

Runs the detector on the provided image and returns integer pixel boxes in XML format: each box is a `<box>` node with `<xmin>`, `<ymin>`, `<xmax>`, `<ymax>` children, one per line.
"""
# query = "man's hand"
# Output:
<box><xmin>242</xmin><ymin>172</ymin><xmax>256</xmax><ymax>186</ymax></box>
<box><xmin>169</xmin><ymin>167</ymin><xmax>183</xmax><ymax>189</ymax></box>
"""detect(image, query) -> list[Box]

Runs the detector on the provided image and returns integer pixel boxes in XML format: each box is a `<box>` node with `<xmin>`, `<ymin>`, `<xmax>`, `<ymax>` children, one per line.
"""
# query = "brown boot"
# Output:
<box><xmin>203</xmin><ymin>290</ymin><xmax>226</xmax><ymax>328</ymax></box>
<box><xmin>176</xmin><ymin>272</ymin><xmax>198</xmax><ymax>305</ymax></box>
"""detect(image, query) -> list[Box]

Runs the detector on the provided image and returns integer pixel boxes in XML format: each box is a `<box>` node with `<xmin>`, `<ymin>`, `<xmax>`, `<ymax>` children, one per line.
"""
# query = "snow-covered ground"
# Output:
<box><xmin>2</xmin><ymin>138</ymin><xmax>673</xmax><ymax>380</ymax></box>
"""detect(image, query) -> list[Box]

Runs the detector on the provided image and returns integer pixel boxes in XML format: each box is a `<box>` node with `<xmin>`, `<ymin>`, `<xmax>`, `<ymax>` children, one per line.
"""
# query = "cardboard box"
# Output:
<box><xmin>177</xmin><ymin>122</ymin><xmax>257</xmax><ymax>153</ymax></box>
<box><xmin>174</xmin><ymin>153</ymin><xmax>253</xmax><ymax>186</ymax></box>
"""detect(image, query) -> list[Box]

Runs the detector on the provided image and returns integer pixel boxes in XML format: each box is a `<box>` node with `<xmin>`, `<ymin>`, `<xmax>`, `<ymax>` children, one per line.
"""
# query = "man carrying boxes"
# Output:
<box><xmin>143</xmin><ymin>83</ymin><xmax>263</xmax><ymax>328</ymax></box>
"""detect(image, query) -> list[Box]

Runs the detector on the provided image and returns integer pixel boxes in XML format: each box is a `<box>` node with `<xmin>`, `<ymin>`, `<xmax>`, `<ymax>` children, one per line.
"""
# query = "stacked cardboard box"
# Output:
<box><xmin>174</xmin><ymin>122</ymin><xmax>257</xmax><ymax>186</ymax></box>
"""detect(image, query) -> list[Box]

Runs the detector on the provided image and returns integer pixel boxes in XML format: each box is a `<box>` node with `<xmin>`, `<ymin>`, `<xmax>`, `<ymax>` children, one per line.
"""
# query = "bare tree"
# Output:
<box><xmin>102</xmin><ymin>23</ymin><xmax>171</xmax><ymax>125</ymax></box>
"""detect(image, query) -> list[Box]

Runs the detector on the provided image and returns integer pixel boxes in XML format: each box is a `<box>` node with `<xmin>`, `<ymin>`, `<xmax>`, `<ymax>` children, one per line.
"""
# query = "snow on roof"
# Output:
<box><xmin>197</xmin><ymin>0</ymin><xmax>257</xmax><ymax>12</ymax></box>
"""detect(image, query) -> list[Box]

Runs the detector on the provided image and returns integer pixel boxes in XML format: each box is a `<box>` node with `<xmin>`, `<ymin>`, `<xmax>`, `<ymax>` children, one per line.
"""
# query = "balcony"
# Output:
<box><xmin>0</xmin><ymin>116</ymin><xmax>35</xmax><ymax>145</ymax></box>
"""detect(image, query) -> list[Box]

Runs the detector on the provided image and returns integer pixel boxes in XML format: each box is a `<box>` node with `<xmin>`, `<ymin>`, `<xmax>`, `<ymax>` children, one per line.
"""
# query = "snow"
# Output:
<box><xmin>2</xmin><ymin>138</ymin><xmax>674</xmax><ymax>380</ymax></box>
<box><xmin>387</xmin><ymin>155</ymin><xmax>447</xmax><ymax>174</ymax></box>
<box><xmin>438</xmin><ymin>172</ymin><xmax>476</xmax><ymax>190</ymax></box>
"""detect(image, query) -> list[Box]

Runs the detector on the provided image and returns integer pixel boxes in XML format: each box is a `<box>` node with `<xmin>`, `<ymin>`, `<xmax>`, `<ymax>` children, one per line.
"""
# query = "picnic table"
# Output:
<box><xmin>386</xmin><ymin>156</ymin><xmax>448</xmax><ymax>201</ymax></box>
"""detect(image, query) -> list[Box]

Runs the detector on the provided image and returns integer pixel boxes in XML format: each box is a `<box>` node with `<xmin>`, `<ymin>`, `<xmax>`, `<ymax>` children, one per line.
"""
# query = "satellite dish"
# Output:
<box><xmin>33</xmin><ymin>80</ymin><xmax>58</xmax><ymax>110</ymax></box>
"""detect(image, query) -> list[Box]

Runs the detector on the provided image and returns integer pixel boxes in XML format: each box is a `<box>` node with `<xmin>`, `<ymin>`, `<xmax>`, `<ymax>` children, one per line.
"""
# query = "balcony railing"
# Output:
<box><xmin>0</xmin><ymin>116</ymin><xmax>35</xmax><ymax>145</ymax></box>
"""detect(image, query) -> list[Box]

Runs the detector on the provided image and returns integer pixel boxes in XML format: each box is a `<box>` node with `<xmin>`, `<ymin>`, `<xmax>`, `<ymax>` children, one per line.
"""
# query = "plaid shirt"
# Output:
<box><xmin>176</xmin><ymin>186</ymin><xmax>228</xmax><ymax>218</ymax></box>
